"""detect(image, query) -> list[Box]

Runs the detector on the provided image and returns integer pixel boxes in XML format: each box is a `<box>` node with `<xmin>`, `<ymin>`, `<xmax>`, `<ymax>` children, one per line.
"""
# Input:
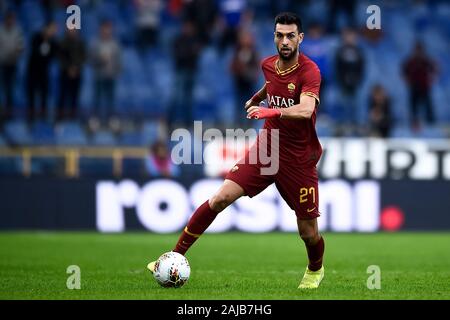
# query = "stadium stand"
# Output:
<box><xmin>0</xmin><ymin>0</ymin><xmax>449</xmax><ymax>177</ymax></box>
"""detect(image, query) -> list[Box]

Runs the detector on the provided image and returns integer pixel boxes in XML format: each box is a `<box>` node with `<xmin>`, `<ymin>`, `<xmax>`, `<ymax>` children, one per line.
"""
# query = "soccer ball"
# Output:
<box><xmin>153</xmin><ymin>252</ymin><xmax>190</xmax><ymax>288</ymax></box>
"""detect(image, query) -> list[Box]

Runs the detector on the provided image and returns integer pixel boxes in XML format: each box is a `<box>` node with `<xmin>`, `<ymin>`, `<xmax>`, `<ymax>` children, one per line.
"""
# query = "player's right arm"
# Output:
<box><xmin>244</xmin><ymin>84</ymin><xmax>267</xmax><ymax>110</ymax></box>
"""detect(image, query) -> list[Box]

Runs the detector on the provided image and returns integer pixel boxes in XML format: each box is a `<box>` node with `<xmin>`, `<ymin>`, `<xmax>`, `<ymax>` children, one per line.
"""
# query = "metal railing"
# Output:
<box><xmin>0</xmin><ymin>146</ymin><xmax>149</xmax><ymax>177</ymax></box>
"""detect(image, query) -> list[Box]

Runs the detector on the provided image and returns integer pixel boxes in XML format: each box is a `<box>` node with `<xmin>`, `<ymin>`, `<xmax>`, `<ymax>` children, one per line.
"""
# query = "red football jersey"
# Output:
<box><xmin>260</xmin><ymin>53</ymin><xmax>322</xmax><ymax>167</ymax></box>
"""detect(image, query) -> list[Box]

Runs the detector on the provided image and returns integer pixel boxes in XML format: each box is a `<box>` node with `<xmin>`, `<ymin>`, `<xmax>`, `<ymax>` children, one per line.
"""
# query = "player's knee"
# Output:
<box><xmin>300</xmin><ymin>232</ymin><xmax>320</xmax><ymax>246</ymax></box>
<box><xmin>209</xmin><ymin>193</ymin><xmax>233</xmax><ymax>212</ymax></box>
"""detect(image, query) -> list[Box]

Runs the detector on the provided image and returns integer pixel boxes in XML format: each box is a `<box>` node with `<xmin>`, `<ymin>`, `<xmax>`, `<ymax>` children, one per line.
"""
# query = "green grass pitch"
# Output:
<box><xmin>0</xmin><ymin>232</ymin><xmax>449</xmax><ymax>300</ymax></box>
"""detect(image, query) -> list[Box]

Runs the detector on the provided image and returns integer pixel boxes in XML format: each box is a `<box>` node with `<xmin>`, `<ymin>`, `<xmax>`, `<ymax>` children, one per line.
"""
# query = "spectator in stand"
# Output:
<box><xmin>134</xmin><ymin>0</ymin><xmax>162</xmax><ymax>54</ymax></box>
<box><xmin>302</xmin><ymin>21</ymin><xmax>329</xmax><ymax>114</ymax></box>
<box><xmin>217</xmin><ymin>0</ymin><xmax>247</xmax><ymax>54</ymax></box>
<box><xmin>335</xmin><ymin>27</ymin><xmax>365</xmax><ymax>130</ymax></box>
<box><xmin>57</xmin><ymin>29</ymin><xmax>86</xmax><ymax>121</ymax></box>
<box><xmin>0</xmin><ymin>11</ymin><xmax>24</xmax><ymax>122</ymax></box>
<box><xmin>169</xmin><ymin>20</ymin><xmax>202</xmax><ymax>129</ymax></box>
<box><xmin>168</xmin><ymin>0</ymin><xmax>183</xmax><ymax>17</ymax></box>
<box><xmin>368</xmin><ymin>84</ymin><xmax>392</xmax><ymax>138</ymax></box>
<box><xmin>181</xmin><ymin>0</ymin><xmax>218</xmax><ymax>46</ymax></box>
<box><xmin>25</xmin><ymin>21</ymin><xmax>58</xmax><ymax>123</ymax></box>
<box><xmin>42</xmin><ymin>0</ymin><xmax>75</xmax><ymax>21</ymax></box>
<box><xmin>145</xmin><ymin>140</ymin><xmax>180</xmax><ymax>178</ymax></box>
<box><xmin>90</xmin><ymin>20</ymin><xmax>122</xmax><ymax>126</ymax></box>
<box><xmin>327</xmin><ymin>0</ymin><xmax>356</xmax><ymax>34</ymax></box>
<box><xmin>230</xmin><ymin>29</ymin><xmax>259</xmax><ymax>127</ymax></box>
<box><xmin>42</xmin><ymin>0</ymin><xmax>56</xmax><ymax>21</ymax></box>
<box><xmin>269</xmin><ymin>0</ymin><xmax>299</xmax><ymax>18</ymax></box>
<box><xmin>402</xmin><ymin>41</ymin><xmax>438</xmax><ymax>130</ymax></box>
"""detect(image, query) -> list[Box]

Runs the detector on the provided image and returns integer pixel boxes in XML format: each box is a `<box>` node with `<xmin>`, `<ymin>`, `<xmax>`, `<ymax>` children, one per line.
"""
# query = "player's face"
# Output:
<box><xmin>274</xmin><ymin>24</ymin><xmax>303</xmax><ymax>61</ymax></box>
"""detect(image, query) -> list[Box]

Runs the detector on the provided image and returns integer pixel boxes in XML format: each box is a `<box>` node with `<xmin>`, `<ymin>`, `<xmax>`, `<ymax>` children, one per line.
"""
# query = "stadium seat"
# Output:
<box><xmin>4</xmin><ymin>120</ymin><xmax>33</xmax><ymax>145</ymax></box>
<box><xmin>417</xmin><ymin>126</ymin><xmax>447</xmax><ymax>139</ymax></box>
<box><xmin>316</xmin><ymin>120</ymin><xmax>334</xmax><ymax>137</ymax></box>
<box><xmin>390</xmin><ymin>125</ymin><xmax>446</xmax><ymax>139</ymax></box>
<box><xmin>55</xmin><ymin>122</ymin><xmax>88</xmax><ymax>146</ymax></box>
<box><xmin>31</xmin><ymin>121</ymin><xmax>55</xmax><ymax>145</ymax></box>
<box><xmin>119</xmin><ymin>131</ymin><xmax>144</xmax><ymax>146</ymax></box>
<box><xmin>20</xmin><ymin>0</ymin><xmax>45</xmax><ymax>35</ymax></box>
<box><xmin>141</xmin><ymin>121</ymin><xmax>162</xmax><ymax>146</ymax></box>
<box><xmin>433</xmin><ymin>84</ymin><xmax>450</xmax><ymax>123</ymax></box>
<box><xmin>390</xmin><ymin>126</ymin><xmax>415</xmax><ymax>138</ymax></box>
<box><xmin>91</xmin><ymin>130</ymin><xmax>117</xmax><ymax>146</ymax></box>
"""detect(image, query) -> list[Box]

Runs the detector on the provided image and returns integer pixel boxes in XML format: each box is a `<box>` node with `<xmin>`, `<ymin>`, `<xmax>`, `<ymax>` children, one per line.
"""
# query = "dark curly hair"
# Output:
<box><xmin>274</xmin><ymin>12</ymin><xmax>303</xmax><ymax>33</ymax></box>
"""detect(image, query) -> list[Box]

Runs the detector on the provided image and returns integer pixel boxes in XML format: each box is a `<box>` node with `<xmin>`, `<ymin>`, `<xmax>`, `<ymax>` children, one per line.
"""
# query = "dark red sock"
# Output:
<box><xmin>306</xmin><ymin>236</ymin><xmax>325</xmax><ymax>271</ymax></box>
<box><xmin>173</xmin><ymin>200</ymin><xmax>219</xmax><ymax>255</ymax></box>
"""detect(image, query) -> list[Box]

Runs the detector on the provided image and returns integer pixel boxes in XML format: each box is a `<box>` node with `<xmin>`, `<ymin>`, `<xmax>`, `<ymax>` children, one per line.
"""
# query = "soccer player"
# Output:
<box><xmin>148</xmin><ymin>12</ymin><xmax>325</xmax><ymax>289</ymax></box>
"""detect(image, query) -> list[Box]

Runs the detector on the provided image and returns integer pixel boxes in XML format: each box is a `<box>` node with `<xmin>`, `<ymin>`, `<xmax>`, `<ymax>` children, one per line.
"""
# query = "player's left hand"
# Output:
<box><xmin>246</xmin><ymin>106</ymin><xmax>282</xmax><ymax>120</ymax></box>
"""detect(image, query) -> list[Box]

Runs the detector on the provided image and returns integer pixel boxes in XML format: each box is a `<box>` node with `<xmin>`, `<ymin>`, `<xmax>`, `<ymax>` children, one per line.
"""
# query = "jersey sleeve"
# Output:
<box><xmin>300</xmin><ymin>63</ymin><xmax>321</xmax><ymax>105</ymax></box>
<box><xmin>260</xmin><ymin>56</ymin><xmax>272</xmax><ymax>79</ymax></box>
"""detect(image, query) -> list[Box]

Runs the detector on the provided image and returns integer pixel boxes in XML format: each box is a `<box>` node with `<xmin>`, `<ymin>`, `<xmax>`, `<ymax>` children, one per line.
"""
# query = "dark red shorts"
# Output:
<box><xmin>225</xmin><ymin>157</ymin><xmax>320</xmax><ymax>220</ymax></box>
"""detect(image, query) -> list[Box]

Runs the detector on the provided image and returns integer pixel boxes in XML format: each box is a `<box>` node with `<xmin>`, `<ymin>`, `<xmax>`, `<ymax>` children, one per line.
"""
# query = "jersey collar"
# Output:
<box><xmin>275</xmin><ymin>58</ymin><xmax>300</xmax><ymax>76</ymax></box>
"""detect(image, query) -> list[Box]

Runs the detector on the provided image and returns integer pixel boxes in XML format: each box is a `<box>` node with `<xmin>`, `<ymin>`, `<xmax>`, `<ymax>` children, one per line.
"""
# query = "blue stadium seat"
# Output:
<box><xmin>4</xmin><ymin>120</ymin><xmax>33</xmax><ymax>145</ymax></box>
<box><xmin>390</xmin><ymin>125</ymin><xmax>447</xmax><ymax>139</ymax></box>
<box><xmin>80</xmin><ymin>11</ymin><xmax>99</xmax><ymax>43</ymax></box>
<box><xmin>91</xmin><ymin>130</ymin><xmax>117</xmax><ymax>146</ymax></box>
<box><xmin>119</xmin><ymin>131</ymin><xmax>144</xmax><ymax>146</ymax></box>
<box><xmin>141</xmin><ymin>121</ymin><xmax>161</xmax><ymax>146</ymax></box>
<box><xmin>316</xmin><ymin>120</ymin><xmax>334</xmax><ymax>137</ymax></box>
<box><xmin>417</xmin><ymin>126</ymin><xmax>447</xmax><ymax>139</ymax></box>
<box><xmin>433</xmin><ymin>84</ymin><xmax>450</xmax><ymax>123</ymax></box>
<box><xmin>55</xmin><ymin>122</ymin><xmax>88</xmax><ymax>146</ymax></box>
<box><xmin>390</xmin><ymin>126</ymin><xmax>414</xmax><ymax>138</ymax></box>
<box><xmin>20</xmin><ymin>0</ymin><xmax>45</xmax><ymax>35</ymax></box>
<box><xmin>31</xmin><ymin>121</ymin><xmax>55</xmax><ymax>145</ymax></box>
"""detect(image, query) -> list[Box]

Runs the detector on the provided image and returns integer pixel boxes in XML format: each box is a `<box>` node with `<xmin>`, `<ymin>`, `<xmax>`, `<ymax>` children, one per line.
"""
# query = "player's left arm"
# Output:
<box><xmin>277</xmin><ymin>94</ymin><xmax>317</xmax><ymax>119</ymax></box>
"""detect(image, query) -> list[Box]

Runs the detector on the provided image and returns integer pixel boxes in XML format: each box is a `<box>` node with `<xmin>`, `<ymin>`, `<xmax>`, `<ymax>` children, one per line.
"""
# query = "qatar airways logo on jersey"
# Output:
<box><xmin>266</xmin><ymin>94</ymin><xmax>295</xmax><ymax>109</ymax></box>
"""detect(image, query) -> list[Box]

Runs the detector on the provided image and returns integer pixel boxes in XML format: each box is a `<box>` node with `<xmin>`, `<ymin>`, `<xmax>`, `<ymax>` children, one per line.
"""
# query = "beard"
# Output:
<box><xmin>277</xmin><ymin>46</ymin><xmax>298</xmax><ymax>61</ymax></box>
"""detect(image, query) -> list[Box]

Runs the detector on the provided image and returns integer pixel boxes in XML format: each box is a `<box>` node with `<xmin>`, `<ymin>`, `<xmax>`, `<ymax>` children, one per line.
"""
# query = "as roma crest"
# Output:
<box><xmin>288</xmin><ymin>83</ymin><xmax>296</xmax><ymax>93</ymax></box>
